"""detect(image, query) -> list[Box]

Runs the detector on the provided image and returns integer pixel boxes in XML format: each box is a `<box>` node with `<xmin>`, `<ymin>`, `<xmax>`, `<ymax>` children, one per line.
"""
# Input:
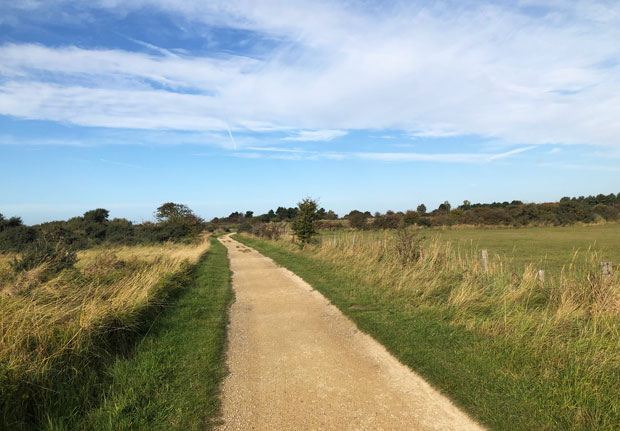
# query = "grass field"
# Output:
<box><xmin>236</xmin><ymin>223</ymin><xmax>620</xmax><ymax>431</ymax></box>
<box><xmin>321</xmin><ymin>222</ymin><xmax>620</xmax><ymax>274</ymax></box>
<box><xmin>0</xmin><ymin>236</ymin><xmax>227</xmax><ymax>430</ymax></box>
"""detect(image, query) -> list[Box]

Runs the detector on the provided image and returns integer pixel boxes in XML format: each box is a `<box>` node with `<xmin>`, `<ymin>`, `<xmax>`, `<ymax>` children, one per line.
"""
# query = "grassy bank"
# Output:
<box><xmin>0</xmin><ymin>237</ymin><xmax>228</xmax><ymax>430</ymax></box>
<box><xmin>235</xmin><ymin>230</ymin><xmax>620</xmax><ymax>431</ymax></box>
<box><xmin>82</xmin><ymin>236</ymin><xmax>233</xmax><ymax>430</ymax></box>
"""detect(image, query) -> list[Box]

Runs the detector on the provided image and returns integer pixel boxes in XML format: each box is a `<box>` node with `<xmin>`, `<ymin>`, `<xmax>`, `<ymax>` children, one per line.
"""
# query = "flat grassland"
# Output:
<box><xmin>324</xmin><ymin>222</ymin><xmax>620</xmax><ymax>273</ymax></box>
<box><xmin>236</xmin><ymin>223</ymin><xmax>620</xmax><ymax>431</ymax></box>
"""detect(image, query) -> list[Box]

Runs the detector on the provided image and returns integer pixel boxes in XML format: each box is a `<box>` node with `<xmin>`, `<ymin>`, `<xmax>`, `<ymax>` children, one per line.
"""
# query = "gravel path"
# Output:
<box><xmin>217</xmin><ymin>234</ymin><xmax>485</xmax><ymax>431</ymax></box>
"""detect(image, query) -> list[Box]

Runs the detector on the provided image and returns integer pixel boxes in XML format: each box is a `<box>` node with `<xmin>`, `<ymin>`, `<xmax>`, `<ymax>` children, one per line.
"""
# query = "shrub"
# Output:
<box><xmin>238</xmin><ymin>221</ymin><xmax>253</xmax><ymax>233</ymax></box>
<box><xmin>10</xmin><ymin>240</ymin><xmax>77</xmax><ymax>274</ymax></box>
<box><xmin>393</xmin><ymin>229</ymin><xmax>424</xmax><ymax>264</ymax></box>
<box><xmin>0</xmin><ymin>225</ymin><xmax>38</xmax><ymax>252</ymax></box>
<box><xmin>292</xmin><ymin>198</ymin><xmax>318</xmax><ymax>243</ymax></box>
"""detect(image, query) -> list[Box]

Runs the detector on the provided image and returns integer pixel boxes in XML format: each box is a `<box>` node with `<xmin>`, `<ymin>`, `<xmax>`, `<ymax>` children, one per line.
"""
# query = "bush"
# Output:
<box><xmin>0</xmin><ymin>225</ymin><xmax>38</xmax><ymax>252</ymax></box>
<box><xmin>238</xmin><ymin>221</ymin><xmax>253</xmax><ymax>233</ymax></box>
<box><xmin>10</xmin><ymin>240</ymin><xmax>77</xmax><ymax>274</ymax></box>
<box><xmin>393</xmin><ymin>229</ymin><xmax>424</xmax><ymax>264</ymax></box>
<box><xmin>292</xmin><ymin>198</ymin><xmax>319</xmax><ymax>243</ymax></box>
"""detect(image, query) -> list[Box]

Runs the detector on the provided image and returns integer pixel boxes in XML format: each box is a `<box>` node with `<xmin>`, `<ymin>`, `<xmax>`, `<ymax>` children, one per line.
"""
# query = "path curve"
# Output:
<box><xmin>217</xmin><ymin>234</ymin><xmax>484</xmax><ymax>431</ymax></box>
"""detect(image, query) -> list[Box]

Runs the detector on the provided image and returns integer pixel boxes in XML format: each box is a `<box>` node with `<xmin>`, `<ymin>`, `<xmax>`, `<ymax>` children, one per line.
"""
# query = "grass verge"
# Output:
<box><xmin>80</xmin><ymin>237</ymin><xmax>233</xmax><ymax>430</ymax></box>
<box><xmin>234</xmin><ymin>234</ymin><xmax>620</xmax><ymax>431</ymax></box>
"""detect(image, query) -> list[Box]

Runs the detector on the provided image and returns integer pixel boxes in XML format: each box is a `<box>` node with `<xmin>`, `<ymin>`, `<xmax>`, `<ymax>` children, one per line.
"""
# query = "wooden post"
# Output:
<box><xmin>352</xmin><ymin>236</ymin><xmax>356</xmax><ymax>246</ymax></box>
<box><xmin>419</xmin><ymin>245</ymin><xmax>424</xmax><ymax>260</ymax></box>
<box><xmin>601</xmin><ymin>261</ymin><xmax>613</xmax><ymax>278</ymax></box>
<box><xmin>482</xmin><ymin>249</ymin><xmax>488</xmax><ymax>273</ymax></box>
<box><xmin>538</xmin><ymin>270</ymin><xmax>545</xmax><ymax>284</ymax></box>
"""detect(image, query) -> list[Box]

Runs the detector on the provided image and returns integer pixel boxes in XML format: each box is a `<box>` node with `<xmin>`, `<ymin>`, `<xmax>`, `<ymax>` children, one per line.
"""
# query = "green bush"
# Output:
<box><xmin>10</xmin><ymin>240</ymin><xmax>77</xmax><ymax>274</ymax></box>
<box><xmin>292</xmin><ymin>198</ymin><xmax>318</xmax><ymax>243</ymax></box>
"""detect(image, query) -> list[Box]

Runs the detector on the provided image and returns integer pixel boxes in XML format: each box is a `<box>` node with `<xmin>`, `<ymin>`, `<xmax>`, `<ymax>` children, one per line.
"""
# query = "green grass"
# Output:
<box><xmin>78</xmin><ymin>237</ymin><xmax>233</xmax><ymax>430</ymax></box>
<box><xmin>322</xmin><ymin>223</ymin><xmax>620</xmax><ymax>274</ymax></box>
<box><xmin>430</xmin><ymin>223</ymin><xmax>620</xmax><ymax>272</ymax></box>
<box><xmin>235</xmin><ymin>233</ymin><xmax>620</xmax><ymax>431</ymax></box>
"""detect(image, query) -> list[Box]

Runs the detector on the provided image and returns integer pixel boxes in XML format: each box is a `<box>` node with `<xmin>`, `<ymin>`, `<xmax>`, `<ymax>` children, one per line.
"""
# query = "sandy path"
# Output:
<box><xmin>217</xmin><ymin>234</ymin><xmax>484</xmax><ymax>431</ymax></box>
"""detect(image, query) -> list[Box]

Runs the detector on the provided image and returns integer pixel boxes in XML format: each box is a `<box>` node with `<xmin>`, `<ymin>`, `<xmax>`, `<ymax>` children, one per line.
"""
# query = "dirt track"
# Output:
<box><xmin>217</xmin><ymin>234</ymin><xmax>484</xmax><ymax>430</ymax></box>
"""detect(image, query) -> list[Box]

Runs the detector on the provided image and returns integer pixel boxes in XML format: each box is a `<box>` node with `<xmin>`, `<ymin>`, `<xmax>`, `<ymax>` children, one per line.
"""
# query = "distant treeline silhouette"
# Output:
<box><xmin>2</xmin><ymin>192</ymin><xmax>619</xmax><ymax>253</ymax></box>
<box><xmin>0</xmin><ymin>203</ymin><xmax>204</xmax><ymax>253</ymax></box>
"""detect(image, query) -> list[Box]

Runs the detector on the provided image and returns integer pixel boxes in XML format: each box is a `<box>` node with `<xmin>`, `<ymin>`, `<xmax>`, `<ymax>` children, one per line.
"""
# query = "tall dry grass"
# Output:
<box><xmin>0</xmin><ymin>236</ymin><xmax>210</xmax><ymax>420</ymax></box>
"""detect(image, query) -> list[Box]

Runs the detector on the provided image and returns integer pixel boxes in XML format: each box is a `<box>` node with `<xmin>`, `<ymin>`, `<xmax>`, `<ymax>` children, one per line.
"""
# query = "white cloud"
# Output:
<box><xmin>282</xmin><ymin>130</ymin><xmax>347</xmax><ymax>142</ymax></box>
<box><xmin>226</xmin><ymin>145</ymin><xmax>534</xmax><ymax>163</ymax></box>
<box><xmin>1</xmin><ymin>1</ymin><xmax>620</xmax><ymax>147</ymax></box>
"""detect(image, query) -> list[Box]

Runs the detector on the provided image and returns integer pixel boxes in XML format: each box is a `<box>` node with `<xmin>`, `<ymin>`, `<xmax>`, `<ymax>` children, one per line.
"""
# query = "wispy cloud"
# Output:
<box><xmin>282</xmin><ymin>130</ymin><xmax>347</xmax><ymax>142</ymax></box>
<box><xmin>225</xmin><ymin>145</ymin><xmax>534</xmax><ymax>163</ymax></box>
<box><xmin>2</xmin><ymin>1</ymin><xmax>620</xmax><ymax>148</ymax></box>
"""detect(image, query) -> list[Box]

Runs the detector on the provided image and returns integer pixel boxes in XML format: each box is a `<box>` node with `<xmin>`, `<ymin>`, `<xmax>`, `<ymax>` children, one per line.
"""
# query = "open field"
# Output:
<box><xmin>321</xmin><ymin>222</ymin><xmax>620</xmax><ymax>274</ymax></box>
<box><xmin>236</xmin><ymin>224</ymin><xmax>620</xmax><ymax>430</ymax></box>
<box><xmin>0</xmin><ymin>237</ymin><xmax>212</xmax><ymax>429</ymax></box>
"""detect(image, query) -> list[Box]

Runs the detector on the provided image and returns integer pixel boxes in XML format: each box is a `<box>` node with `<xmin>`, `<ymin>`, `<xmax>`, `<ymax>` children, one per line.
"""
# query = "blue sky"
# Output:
<box><xmin>1</xmin><ymin>1</ymin><xmax>620</xmax><ymax>224</ymax></box>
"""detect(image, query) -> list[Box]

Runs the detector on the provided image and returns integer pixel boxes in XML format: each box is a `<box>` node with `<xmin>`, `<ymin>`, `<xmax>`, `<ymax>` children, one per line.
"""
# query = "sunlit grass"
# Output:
<box><xmin>0</xmin><ymin>236</ymin><xmax>210</xmax><ymax>429</ymax></box>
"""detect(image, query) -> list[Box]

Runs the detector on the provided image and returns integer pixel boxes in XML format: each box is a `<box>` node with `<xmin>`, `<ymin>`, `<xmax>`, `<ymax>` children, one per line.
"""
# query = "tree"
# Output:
<box><xmin>462</xmin><ymin>200</ymin><xmax>472</xmax><ymax>210</ymax></box>
<box><xmin>348</xmin><ymin>211</ymin><xmax>368</xmax><ymax>230</ymax></box>
<box><xmin>416</xmin><ymin>204</ymin><xmax>427</xmax><ymax>215</ymax></box>
<box><xmin>155</xmin><ymin>203</ymin><xmax>193</xmax><ymax>222</ymax></box>
<box><xmin>244</xmin><ymin>211</ymin><xmax>254</xmax><ymax>219</ymax></box>
<box><xmin>83</xmin><ymin>208</ymin><xmax>109</xmax><ymax>223</ymax></box>
<box><xmin>403</xmin><ymin>210</ymin><xmax>420</xmax><ymax>226</ymax></box>
<box><xmin>438</xmin><ymin>201</ymin><xmax>451</xmax><ymax>213</ymax></box>
<box><xmin>292</xmin><ymin>198</ymin><xmax>319</xmax><ymax>243</ymax></box>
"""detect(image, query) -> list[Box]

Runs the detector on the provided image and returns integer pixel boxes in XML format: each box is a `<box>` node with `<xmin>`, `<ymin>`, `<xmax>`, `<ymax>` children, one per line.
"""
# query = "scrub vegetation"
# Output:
<box><xmin>235</xmin><ymin>223</ymin><xmax>620</xmax><ymax>430</ymax></box>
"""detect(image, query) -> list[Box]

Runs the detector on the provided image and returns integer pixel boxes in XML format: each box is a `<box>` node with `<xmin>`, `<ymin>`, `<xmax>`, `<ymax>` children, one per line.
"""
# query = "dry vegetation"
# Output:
<box><xmin>0</xmin><ymin>236</ymin><xmax>210</xmax><ymax>427</ymax></box>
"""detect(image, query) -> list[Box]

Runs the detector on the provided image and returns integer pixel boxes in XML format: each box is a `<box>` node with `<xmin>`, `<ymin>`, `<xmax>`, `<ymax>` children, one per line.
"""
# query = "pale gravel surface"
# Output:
<box><xmin>217</xmin><ymin>234</ymin><xmax>485</xmax><ymax>431</ymax></box>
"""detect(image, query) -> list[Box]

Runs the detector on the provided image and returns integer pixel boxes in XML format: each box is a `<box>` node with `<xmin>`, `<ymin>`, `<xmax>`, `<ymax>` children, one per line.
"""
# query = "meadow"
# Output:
<box><xmin>0</xmin><ymin>236</ymin><xmax>224</xmax><ymax>430</ymax></box>
<box><xmin>236</xmin><ymin>222</ymin><xmax>620</xmax><ymax>430</ymax></box>
<box><xmin>321</xmin><ymin>222</ymin><xmax>620</xmax><ymax>273</ymax></box>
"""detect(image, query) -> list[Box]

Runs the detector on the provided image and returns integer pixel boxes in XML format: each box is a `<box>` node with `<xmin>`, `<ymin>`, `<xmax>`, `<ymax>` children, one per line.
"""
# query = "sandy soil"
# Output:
<box><xmin>217</xmin><ymin>234</ymin><xmax>485</xmax><ymax>431</ymax></box>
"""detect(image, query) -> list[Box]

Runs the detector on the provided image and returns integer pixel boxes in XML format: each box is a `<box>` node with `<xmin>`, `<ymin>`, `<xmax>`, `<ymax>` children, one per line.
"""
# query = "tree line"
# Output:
<box><xmin>0</xmin><ymin>203</ymin><xmax>204</xmax><ymax>254</ymax></box>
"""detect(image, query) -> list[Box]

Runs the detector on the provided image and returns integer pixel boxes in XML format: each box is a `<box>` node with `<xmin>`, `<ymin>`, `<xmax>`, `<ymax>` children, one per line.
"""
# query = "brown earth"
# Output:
<box><xmin>217</xmin><ymin>234</ymin><xmax>485</xmax><ymax>431</ymax></box>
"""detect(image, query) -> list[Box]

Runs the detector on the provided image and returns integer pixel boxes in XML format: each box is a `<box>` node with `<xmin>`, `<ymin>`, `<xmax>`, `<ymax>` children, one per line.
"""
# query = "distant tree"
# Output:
<box><xmin>462</xmin><ymin>200</ymin><xmax>472</xmax><ymax>210</ymax></box>
<box><xmin>292</xmin><ymin>198</ymin><xmax>319</xmax><ymax>243</ymax></box>
<box><xmin>244</xmin><ymin>211</ymin><xmax>254</xmax><ymax>219</ymax></box>
<box><xmin>83</xmin><ymin>208</ymin><xmax>109</xmax><ymax>223</ymax></box>
<box><xmin>324</xmin><ymin>210</ymin><xmax>338</xmax><ymax>220</ymax></box>
<box><xmin>403</xmin><ymin>210</ymin><xmax>420</xmax><ymax>226</ymax></box>
<box><xmin>348</xmin><ymin>211</ymin><xmax>368</xmax><ymax>230</ymax></box>
<box><xmin>276</xmin><ymin>207</ymin><xmax>288</xmax><ymax>220</ymax></box>
<box><xmin>155</xmin><ymin>203</ymin><xmax>193</xmax><ymax>222</ymax></box>
<box><xmin>416</xmin><ymin>204</ymin><xmax>427</xmax><ymax>215</ymax></box>
<box><xmin>438</xmin><ymin>201</ymin><xmax>451</xmax><ymax>213</ymax></box>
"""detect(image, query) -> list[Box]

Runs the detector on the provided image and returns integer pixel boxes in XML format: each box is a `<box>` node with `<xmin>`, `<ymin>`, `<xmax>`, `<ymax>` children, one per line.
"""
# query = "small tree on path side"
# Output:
<box><xmin>292</xmin><ymin>198</ymin><xmax>319</xmax><ymax>244</ymax></box>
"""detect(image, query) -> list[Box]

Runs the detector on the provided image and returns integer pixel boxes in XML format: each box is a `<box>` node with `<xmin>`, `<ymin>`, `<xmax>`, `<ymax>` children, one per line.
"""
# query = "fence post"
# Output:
<box><xmin>352</xmin><ymin>236</ymin><xmax>356</xmax><ymax>246</ymax></box>
<box><xmin>482</xmin><ymin>249</ymin><xmax>488</xmax><ymax>273</ymax></box>
<box><xmin>419</xmin><ymin>245</ymin><xmax>424</xmax><ymax>260</ymax></box>
<box><xmin>601</xmin><ymin>261</ymin><xmax>613</xmax><ymax>278</ymax></box>
<box><xmin>538</xmin><ymin>270</ymin><xmax>545</xmax><ymax>284</ymax></box>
